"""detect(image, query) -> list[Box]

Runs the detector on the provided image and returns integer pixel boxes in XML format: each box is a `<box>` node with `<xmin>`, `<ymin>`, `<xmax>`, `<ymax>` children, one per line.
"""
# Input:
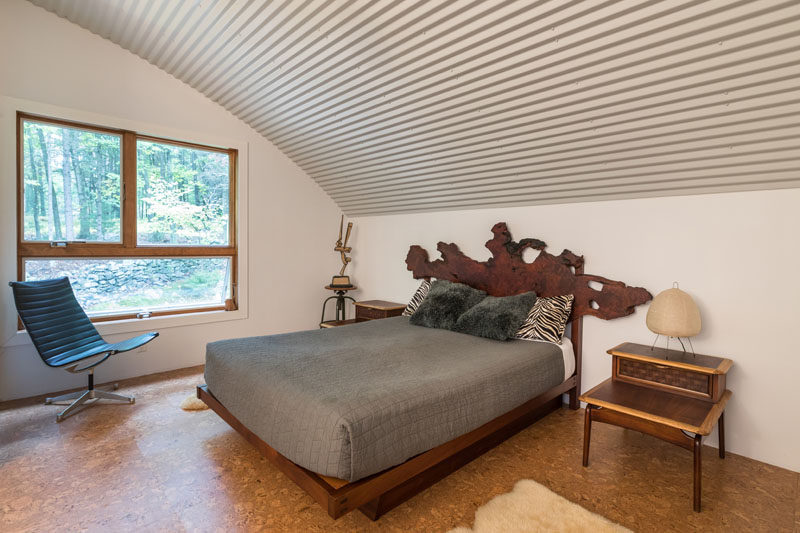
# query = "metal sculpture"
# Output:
<box><xmin>331</xmin><ymin>215</ymin><xmax>354</xmax><ymax>288</ymax></box>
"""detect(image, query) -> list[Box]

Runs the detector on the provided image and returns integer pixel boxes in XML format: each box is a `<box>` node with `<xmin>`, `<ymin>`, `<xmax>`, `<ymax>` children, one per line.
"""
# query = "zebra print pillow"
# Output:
<box><xmin>515</xmin><ymin>294</ymin><xmax>574</xmax><ymax>344</ymax></box>
<box><xmin>402</xmin><ymin>279</ymin><xmax>432</xmax><ymax>316</ymax></box>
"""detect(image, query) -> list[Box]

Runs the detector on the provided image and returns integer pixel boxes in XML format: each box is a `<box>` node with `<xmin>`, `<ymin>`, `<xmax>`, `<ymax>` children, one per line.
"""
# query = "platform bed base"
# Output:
<box><xmin>197</xmin><ymin>377</ymin><xmax>576</xmax><ymax>521</ymax></box>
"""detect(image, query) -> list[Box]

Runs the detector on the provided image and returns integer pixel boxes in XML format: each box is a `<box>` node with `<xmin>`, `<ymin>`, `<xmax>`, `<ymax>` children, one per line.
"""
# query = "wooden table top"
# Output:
<box><xmin>607</xmin><ymin>342</ymin><xmax>733</xmax><ymax>375</ymax></box>
<box><xmin>355</xmin><ymin>300</ymin><xmax>406</xmax><ymax>310</ymax></box>
<box><xmin>580</xmin><ymin>378</ymin><xmax>731</xmax><ymax>435</ymax></box>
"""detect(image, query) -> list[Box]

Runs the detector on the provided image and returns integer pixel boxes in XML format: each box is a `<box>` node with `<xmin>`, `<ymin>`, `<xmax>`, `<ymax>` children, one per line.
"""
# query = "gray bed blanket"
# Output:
<box><xmin>204</xmin><ymin>316</ymin><xmax>564</xmax><ymax>481</ymax></box>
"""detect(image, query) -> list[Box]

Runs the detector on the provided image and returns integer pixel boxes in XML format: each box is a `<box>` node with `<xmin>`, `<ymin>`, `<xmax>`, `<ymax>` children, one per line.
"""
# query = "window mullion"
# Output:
<box><xmin>228</xmin><ymin>148</ymin><xmax>238</xmax><ymax>311</ymax></box>
<box><xmin>122</xmin><ymin>131</ymin><xmax>137</xmax><ymax>249</ymax></box>
<box><xmin>18</xmin><ymin>243</ymin><xmax>235</xmax><ymax>257</ymax></box>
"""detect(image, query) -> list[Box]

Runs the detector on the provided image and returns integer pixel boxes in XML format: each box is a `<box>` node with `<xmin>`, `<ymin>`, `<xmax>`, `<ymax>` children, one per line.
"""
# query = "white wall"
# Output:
<box><xmin>350</xmin><ymin>189</ymin><xmax>800</xmax><ymax>473</ymax></box>
<box><xmin>0</xmin><ymin>0</ymin><xmax>341</xmax><ymax>400</ymax></box>
<box><xmin>2</xmin><ymin>0</ymin><xmax>797</xmax><ymax>475</ymax></box>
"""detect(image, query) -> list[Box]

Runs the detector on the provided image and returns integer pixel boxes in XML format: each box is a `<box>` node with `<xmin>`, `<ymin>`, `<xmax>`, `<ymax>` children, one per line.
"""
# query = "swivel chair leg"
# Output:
<box><xmin>93</xmin><ymin>390</ymin><xmax>135</xmax><ymax>403</ymax></box>
<box><xmin>56</xmin><ymin>390</ymin><xmax>92</xmax><ymax>422</ymax></box>
<box><xmin>46</xmin><ymin>382</ymin><xmax>120</xmax><ymax>404</ymax></box>
<box><xmin>54</xmin><ymin>389</ymin><xmax>135</xmax><ymax>422</ymax></box>
<box><xmin>49</xmin><ymin>371</ymin><xmax>134</xmax><ymax>422</ymax></box>
<box><xmin>45</xmin><ymin>390</ymin><xmax>84</xmax><ymax>404</ymax></box>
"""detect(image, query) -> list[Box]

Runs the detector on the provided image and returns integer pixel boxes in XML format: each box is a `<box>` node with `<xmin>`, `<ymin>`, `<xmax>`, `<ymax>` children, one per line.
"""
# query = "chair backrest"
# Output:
<box><xmin>9</xmin><ymin>277</ymin><xmax>106</xmax><ymax>367</ymax></box>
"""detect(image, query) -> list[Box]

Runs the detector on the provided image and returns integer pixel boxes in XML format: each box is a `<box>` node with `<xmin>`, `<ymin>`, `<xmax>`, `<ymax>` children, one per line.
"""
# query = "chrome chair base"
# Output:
<box><xmin>45</xmin><ymin>383</ymin><xmax>135</xmax><ymax>422</ymax></box>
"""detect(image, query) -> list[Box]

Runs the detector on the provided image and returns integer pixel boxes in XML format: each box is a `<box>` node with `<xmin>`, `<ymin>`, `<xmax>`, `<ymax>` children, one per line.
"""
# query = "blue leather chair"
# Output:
<box><xmin>9</xmin><ymin>277</ymin><xmax>158</xmax><ymax>421</ymax></box>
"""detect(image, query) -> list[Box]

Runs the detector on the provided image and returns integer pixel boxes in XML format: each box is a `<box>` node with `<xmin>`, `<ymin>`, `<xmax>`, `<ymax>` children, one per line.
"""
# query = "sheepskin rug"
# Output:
<box><xmin>449</xmin><ymin>480</ymin><xmax>630</xmax><ymax>533</ymax></box>
<box><xmin>180</xmin><ymin>393</ymin><xmax>208</xmax><ymax>411</ymax></box>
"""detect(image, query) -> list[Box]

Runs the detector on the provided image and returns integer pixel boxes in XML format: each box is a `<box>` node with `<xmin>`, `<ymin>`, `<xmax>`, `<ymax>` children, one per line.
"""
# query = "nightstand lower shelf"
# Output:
<box><xmin>580</xmin><ymin>379</ymin><xmax>731</xmax><ymax>512</ymax></box>
<box><xmin>319</xmin><ymin>319</ymin><xmax>360</xmax><ymax>328</ymax></box>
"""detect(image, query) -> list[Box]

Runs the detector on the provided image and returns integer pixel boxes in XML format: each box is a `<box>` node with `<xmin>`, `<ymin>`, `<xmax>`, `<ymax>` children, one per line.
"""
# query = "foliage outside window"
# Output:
<box><xmin>22</xmin><ymin>121</ymin><xmax>121</xmax><ymax>242</ymax></box>
<box><xmin>136</xmin><ymin>140</ymin><xmax>230</xmax><ymax>246</ymax></box>
<box><xmin>17</xmin><ymin>113</ymin><xmax>237</xmax><ymax>321</ymax></box>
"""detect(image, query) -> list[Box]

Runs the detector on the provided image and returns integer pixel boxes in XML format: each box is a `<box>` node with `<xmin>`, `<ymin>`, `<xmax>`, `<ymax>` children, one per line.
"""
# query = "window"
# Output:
<box><xmin>20</xmin><ymin>120</ymin><xmax>121</xmax><ymax>242</ymax></box>
<box><xmin>136</xmin><ymin>139</ymin><xmax>231</xmax><ymax>246</ymax></box>
<box><xmin>17</xmin><ymin>113</ymin><xmax>237</xmax><ymax>322</ymax></box>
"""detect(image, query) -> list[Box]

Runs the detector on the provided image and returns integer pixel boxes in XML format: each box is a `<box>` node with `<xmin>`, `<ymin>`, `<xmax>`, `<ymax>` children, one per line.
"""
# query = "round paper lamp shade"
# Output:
<box><xmin>646</xmin><ymin>287</ymin><xmax>701</xmax><ymax>337</ymax></box>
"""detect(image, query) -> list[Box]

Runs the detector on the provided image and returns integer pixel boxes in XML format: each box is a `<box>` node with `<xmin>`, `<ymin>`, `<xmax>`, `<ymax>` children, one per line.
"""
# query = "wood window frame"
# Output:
<box><xmin>16</xmin><ymin>111</ymin><xmax>238</xmax><ymax>323</ymax></box>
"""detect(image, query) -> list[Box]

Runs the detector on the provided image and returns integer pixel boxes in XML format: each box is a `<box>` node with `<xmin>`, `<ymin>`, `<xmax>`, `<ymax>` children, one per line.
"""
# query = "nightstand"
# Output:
<box><xmin>354</xmin><ymin>300</ymin><xmax>405</xmax><ymax>321</ymax></box>
<box><xmin>320</xmin><ymin>300</ymin><xmax>405</xmax><ymax>328</ymax></box>
<box><xmin>580</xmin><ymin>343</ymin><xmax>733</xmax><ymax>512</ymax></box>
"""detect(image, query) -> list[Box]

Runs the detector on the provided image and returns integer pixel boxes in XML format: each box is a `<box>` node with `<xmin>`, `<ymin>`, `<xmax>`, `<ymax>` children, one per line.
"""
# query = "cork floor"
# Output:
<box><xmin>0</xmin><ymin>367</ymin><xmax>797</xmax><ymax>533</ymax></box>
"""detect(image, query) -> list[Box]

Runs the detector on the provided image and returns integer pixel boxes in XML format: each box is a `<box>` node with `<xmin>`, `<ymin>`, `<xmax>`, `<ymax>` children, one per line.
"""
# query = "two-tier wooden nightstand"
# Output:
<box><xmin>580</xmin><ymin>342</ymin><xmax>733</xmax><ymax>512</ymax></box>
<box><xmin>320</xmin><ymin>300</ymin><xmax>405</xmax><ymax>328</ymax></box>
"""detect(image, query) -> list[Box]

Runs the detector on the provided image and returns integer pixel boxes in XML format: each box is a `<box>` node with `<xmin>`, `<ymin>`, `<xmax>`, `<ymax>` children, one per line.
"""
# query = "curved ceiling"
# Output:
<box><xmin>28</xmin><ymin>0</ymin><xmax>800</xmax><ymax>216</ymax></box>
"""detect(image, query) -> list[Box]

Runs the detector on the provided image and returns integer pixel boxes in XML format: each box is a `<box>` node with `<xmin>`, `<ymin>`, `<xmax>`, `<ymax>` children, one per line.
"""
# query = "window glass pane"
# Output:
<box><xmin>137</xmin><ymin>140</ymin><xmax>230</xmax><ymax>246</ymax></box>
<box><xmin>24</xmin><ymin>258</ymin><xmax>231</xmax><ymax>316</ymax></box>
<box><xmin>22</xmin><ymin>120</ymin><xmax>121</xmax><ymax>242</ymax></box>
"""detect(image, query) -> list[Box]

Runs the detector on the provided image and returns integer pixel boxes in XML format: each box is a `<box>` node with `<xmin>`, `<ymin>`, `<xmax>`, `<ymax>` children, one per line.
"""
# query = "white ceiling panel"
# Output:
<box><xmin>28</xmin><ymin>0</ymin><xmax>800</xmax><ymax>215</ymax></box>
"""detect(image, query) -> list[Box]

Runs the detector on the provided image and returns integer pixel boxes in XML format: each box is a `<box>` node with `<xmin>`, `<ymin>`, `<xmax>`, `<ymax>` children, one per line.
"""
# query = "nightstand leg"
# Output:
<box><xmin>693</xmin><ymin>434</ymin><xmax>702</xmax><ymax>512</ymax></box>
<box><xmin>718</xmin><ymin>412</ymin><xmax>725</xmax><ymax>459</ymax></box>
<box><xmin>582</xmin><ymin>405</ymin><xmax>593</xmax><ymax>467</ymax></box>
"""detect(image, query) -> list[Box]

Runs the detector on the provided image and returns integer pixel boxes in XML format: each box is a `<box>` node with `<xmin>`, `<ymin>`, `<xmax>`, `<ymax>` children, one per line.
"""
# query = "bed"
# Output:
<box><xmin>198</xmin><ymin>222</ymin><xmax>651</xmax><ymax>519</ymax></box>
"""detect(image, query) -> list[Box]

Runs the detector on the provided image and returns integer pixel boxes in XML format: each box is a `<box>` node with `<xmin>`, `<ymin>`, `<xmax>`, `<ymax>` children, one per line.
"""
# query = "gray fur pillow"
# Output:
<box><xmin>454</xmin><ymin>292</ymin><xmax>537</xmax><ymax>341</ymax></box>
<box><xmin>409</xmin><ymin>280</ymin><xmax>486</xmax><ymax>331</ymax></box>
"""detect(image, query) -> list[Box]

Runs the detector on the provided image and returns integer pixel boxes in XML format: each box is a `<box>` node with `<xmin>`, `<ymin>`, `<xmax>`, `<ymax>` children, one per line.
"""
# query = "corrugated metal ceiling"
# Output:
<box><xmin>28</xmin><ymin>0</ymin><xmax>800</xmax><ymax>216</ymax></box>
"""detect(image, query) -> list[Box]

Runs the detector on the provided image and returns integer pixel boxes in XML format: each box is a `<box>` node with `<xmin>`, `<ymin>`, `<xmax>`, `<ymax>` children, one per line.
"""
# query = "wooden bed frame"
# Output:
<box><xmin>198</xmin><ymin>222</ymin><xmax>651</xmax><ymax>520</ymax></box>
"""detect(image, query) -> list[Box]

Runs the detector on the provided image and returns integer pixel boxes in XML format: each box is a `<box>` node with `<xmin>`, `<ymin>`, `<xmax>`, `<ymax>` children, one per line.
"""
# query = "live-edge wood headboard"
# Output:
<box><xmin>405</xmin><ymin>222</ymin><xmax>652</xmax><ymax>408</ymax></box>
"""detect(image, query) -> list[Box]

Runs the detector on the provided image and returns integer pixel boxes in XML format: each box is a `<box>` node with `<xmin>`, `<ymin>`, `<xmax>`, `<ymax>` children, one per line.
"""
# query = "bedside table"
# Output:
<box><xmin>580</xmin><ymin>343</ymin><xmax>733</xmax><ymax>512</ymax></box>
<box><xmin>354</xmin><ymin>300</ymin><xmax>405</xmax><ymax>321</ymax></box>
<box><xmin>320</xmin><ymin>300</ymin><xmax>405</xmax><ymax>328</ymax></box>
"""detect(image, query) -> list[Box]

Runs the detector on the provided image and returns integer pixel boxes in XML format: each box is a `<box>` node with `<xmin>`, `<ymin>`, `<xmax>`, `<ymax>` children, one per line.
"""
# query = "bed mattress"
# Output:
<box><xmin>204</xmin><ymin>316</ymin><xmax>564</xmax><ymax>482</ymax></box>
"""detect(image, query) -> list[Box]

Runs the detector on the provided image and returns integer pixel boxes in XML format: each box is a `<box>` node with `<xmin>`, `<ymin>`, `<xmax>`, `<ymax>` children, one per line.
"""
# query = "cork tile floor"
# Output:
<box><xmin>0</xmin><ymin>366</ymin><xmax>797</xmax><ymax>532</ymax></box>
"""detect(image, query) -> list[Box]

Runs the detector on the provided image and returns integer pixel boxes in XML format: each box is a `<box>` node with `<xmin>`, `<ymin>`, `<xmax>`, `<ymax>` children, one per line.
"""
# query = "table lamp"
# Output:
<box><xmin>646</xmin><ymin>282</ymin><xmax>701</xmax><ymax>356</ymax></box>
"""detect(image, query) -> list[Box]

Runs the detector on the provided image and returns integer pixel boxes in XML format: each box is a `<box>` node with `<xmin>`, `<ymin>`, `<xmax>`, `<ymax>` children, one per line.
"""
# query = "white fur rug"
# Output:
<box><xmin>449</xmin><ymin>480</ymin><xmax>631</xmax><ymax>533</ymax></box>
<box><xmin>180</xmin><ymin>393</ymin><xmax>208</xmax><ymax>411</ymax></box>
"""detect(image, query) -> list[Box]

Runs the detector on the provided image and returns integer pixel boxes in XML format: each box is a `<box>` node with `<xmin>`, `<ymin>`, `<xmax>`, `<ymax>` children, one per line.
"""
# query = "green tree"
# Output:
<box><xmin>36</xmin><ymin>126</ymin><xmax>62</xmax><ymax>240</ymax></box>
